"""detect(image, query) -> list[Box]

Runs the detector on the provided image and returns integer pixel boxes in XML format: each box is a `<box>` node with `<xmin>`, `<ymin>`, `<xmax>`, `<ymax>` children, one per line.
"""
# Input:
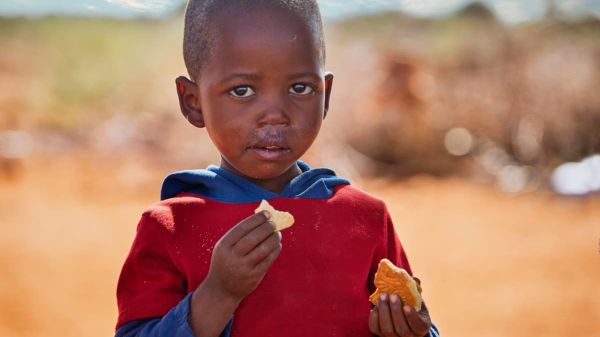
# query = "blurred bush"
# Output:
<box><xmin>341</xmin><ymin>4</ymin><xmax>600</xmax><ymax>191</ymax></box>
<box><xmin>0</xmin><ymin>13</ymin><xmax>208</xmax><ymax>172</ymax></box>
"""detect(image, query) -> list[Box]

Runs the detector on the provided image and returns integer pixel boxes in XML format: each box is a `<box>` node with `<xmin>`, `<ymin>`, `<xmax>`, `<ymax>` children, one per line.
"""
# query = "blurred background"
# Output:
<box><xmin>0</xmin><ymin>0</ymin><xmax>599</xmax><ymax>336</ymax></box>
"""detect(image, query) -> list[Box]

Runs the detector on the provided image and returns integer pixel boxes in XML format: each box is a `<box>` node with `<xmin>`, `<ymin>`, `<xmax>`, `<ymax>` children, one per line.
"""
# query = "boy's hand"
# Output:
<box><xmin>368</xmin><ymin>279</ymin><xmax>432</xmax><ymax>337</ymax></box>
<box><xmin>203</xmin><ymin>211</ymin><xmax>282</xmax><ymax>302</ymax></box>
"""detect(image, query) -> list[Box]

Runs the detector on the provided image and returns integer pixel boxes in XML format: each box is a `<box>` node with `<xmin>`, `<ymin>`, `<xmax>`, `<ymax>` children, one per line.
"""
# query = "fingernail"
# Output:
<box><xmin>390</xmin><ymin>294</ymin><xmax>399</xmax><ymax>303</ymax></box>
<box><xmin>380</xmin><ymin>293</ymin><xmax>387</xmax><ymax>301</ymax></box>
<box><xmin>403</xmin><ymin>305</ymin><xmax>411</xmax><ymax>314</ymax></box>
<box><xmin>262</xmin><ymin>210</ymin><xmax>271</xmax><ymax>218</ymax></box>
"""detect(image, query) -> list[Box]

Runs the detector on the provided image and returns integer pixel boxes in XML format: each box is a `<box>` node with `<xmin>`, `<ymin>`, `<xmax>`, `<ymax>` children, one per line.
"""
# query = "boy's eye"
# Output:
<box><xmin>289</xmin><ymin>83</ymin><xmax>314</xmax><ymax>95</ymax></box>
<box><xmin>229</xmin><ymin>86</ymin><xmax>255</xmax><ymax>98</ymax></box>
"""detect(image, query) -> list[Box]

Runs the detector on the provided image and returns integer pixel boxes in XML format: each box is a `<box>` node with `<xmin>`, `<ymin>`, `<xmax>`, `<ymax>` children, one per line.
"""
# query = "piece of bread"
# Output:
<box><xmin>254</xmin><ymin>199</ymin><xmax>294</xmax><ymax>231</ymax></box>
<box><xmin>369</xmin><ymin>259</ymin><xmax>423</xmax><ymax>311</ymax></box>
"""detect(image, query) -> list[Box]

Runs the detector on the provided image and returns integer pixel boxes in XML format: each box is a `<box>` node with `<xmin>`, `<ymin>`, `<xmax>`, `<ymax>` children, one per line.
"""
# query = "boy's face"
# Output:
<box><xmin>178</xmin><ymin>5</ymin><xmax>332</xmax><ymax>191</ymax></box>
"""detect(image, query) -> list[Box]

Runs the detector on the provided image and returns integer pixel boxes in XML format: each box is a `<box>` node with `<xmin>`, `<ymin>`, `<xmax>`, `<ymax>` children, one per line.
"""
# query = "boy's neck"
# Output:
<box><xmin>219</xmin><ymin>159</ymin><xmax>302</xmax><ymax>194</ymax></box>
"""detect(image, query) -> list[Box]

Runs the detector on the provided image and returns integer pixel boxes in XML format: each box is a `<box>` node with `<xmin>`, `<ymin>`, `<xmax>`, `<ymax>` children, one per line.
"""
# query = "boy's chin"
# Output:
<box><xmin>224</xmin><ymin>160</ymin><xmax>301</xmax><ymax>182</ymax></box>
<box><xmin>245</xmin><ymin>163</ymin><xmax>300</xmax><ymax>181</ymax></box>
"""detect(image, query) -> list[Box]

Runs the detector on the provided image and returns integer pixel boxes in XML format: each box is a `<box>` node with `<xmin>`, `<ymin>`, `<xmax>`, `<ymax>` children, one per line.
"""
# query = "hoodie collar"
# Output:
<box><xmin>160</xmin><ymin>161</ymin><xmax>350</xmax><ymax>203</ymax></box>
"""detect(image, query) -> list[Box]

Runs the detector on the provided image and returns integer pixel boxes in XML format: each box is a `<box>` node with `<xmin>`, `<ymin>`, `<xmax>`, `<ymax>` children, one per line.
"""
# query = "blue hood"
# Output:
<box><xmin>160</xmin><ymin>161</ymin><xmax>350</xmax><ymax>203</ymax></box>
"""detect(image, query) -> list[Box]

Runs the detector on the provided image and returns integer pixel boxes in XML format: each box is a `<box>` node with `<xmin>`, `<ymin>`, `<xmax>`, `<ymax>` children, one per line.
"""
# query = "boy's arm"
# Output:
<box><xmin>116</xmin><ymin>210</ymin><xmax>190</xmax><ymax>329</ymax></box>
<box><xmin>116</xmin><ymin>209</ymin><xmax>234</xmax><ymax>337</ymax></box>
<box><xmin>117</xmin><ymin>209</ymin><xmax>280</xmax><ymax>337</ymax></box>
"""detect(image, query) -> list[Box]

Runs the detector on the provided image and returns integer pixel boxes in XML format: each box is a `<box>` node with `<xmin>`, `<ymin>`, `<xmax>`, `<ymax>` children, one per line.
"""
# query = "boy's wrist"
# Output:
<box><xmin>193</xmin><ymin>277</ymin><xmax>242</xmax><ymax>312</ymax></box>
<box><xmin>189</xmin><ymin>280</ymin><xmax>241</xmax><ymax>337</ymax></box>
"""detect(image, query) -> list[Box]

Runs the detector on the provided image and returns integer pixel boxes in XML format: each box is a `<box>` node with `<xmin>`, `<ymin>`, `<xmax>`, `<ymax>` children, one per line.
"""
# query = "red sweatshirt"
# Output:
<box><xmin>116</xmin><ymin>163</ymin><xmax>414</xmax><ymax>337</ymax></box>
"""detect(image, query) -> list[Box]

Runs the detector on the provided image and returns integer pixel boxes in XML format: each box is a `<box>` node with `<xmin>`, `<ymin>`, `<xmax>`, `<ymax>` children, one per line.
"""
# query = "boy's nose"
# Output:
<box><xmin>257</xmin><ymin>95</ymin><xmax>290</xmax><ymax>127</ymax></box>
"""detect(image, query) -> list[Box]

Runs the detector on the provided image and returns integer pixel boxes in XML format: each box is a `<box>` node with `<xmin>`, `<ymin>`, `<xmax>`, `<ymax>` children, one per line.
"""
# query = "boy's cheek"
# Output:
<box><xmin>297</xmin><ymin>111</ymin><xmax>324</xmax><ymax>127</ymax></box>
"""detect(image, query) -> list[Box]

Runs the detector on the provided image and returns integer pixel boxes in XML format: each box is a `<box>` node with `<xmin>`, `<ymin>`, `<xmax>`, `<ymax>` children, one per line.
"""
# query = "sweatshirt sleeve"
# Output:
<box><xmin>114</xmin><ymin>292</ymin><xmax>233</xmax><ymax>337</ymax></box>
<box><xmin>116</xmin><ymin>209</ymin><xmax>188</xmax><ymax>329</ymax></box>
<box><xmin>428</xmin><ymin>323</ymin><xmax>441</xmax><ymax>337</ymax></box>
<box><xmin>116</xmin><ymin>207</ymin><xmax>233</xmax><ymax>337</ymax></box>
<box><xmin>378</xmin><ymin>206</ymin><xmax>442</xmax><ymax>337</ymax></box>
<box><xmin>380</xmin><ymin>205</ymin><xmax>413</xmax><ymax>275</ymax></box>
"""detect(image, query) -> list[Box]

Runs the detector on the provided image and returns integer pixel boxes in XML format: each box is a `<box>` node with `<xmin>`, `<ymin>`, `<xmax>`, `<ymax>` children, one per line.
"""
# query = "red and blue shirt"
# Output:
<box><xmin>115</xmin><ymin>161</ymin><xmax>439</xmax><ymax>337</ymax></box>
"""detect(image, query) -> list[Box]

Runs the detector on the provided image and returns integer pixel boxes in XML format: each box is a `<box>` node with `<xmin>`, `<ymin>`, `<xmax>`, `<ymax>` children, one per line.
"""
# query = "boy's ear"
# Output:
<box><xmin>324</xmin><ymin>72</ymin><xmax>334</xmax><ymax>119</ymax></box>
<box><xmin>175</xmin><ymin>76</ymin><xmax>204</xmax><ymax>128</ymax></box>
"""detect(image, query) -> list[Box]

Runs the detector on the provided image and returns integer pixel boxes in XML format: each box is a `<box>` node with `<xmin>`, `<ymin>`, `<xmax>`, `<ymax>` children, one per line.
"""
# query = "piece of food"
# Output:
<box><xmin>254</xmin><ymin>199</ymin><xmax>294</xmax><ymax>231</ymax></box>
<box><xmin>369</xmin><ymin>258</ymin><xmax>423</xmax><ymax>311</ymax></box>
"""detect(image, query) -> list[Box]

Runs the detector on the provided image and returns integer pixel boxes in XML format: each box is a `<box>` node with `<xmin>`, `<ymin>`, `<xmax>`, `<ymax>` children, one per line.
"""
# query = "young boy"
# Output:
<box><xmin>115</xmin><ymin>1</ymin><xmax>439</xmax><ymax>336</ymax></box>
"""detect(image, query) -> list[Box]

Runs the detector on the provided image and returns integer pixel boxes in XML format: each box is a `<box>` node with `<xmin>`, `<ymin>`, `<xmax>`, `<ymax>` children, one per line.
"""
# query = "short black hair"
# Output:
<box><xmin>183</xmin><ymin>0</ymin><xmax>325</xmax><ymax>81</ymax></box>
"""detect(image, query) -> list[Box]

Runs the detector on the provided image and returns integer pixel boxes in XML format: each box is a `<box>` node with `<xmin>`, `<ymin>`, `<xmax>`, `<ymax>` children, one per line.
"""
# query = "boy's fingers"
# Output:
<box><xmin>245</xmin><ymin>231</ymin><xmax>282</xmax><ymax>266</ymax></box>
<box><xmin>389</xmin><ymin>295</ymin><xmax>414</xmax><ymax>337</ymax></box>
<box><xmin>232</xmin><ymin>220</ymin><xmax>277</xmax><ymax>256</ymax></box>
<box><xmin>253</xmin><ymin>241</ymin><xmax>282</xmax><ymax>274</ymax></box>
<box><xmin>368</xmin><ymin>307</ymin><xmax>381</xmax><ymax>335</ymax></box>
<box><xmin>221</xmin><ymin>211</ymin><xmax>270</xmax><ymax>246</ymax></box>
<box><xmin>376</xmin><ymin>293</ymin><xmax>400</xmax><ymax>337</ymax></box>
<box><xmin>405</xmin><ymin>303</ymin><xmax>431</xmax><ymax>336</ymax></box>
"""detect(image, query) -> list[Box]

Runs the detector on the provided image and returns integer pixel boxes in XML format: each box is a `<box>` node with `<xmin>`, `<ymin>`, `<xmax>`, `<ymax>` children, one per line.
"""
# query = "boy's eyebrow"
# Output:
<box><xmin>218</xmin><ymin>73</ymin><xmax>261</xmax><ymax>85</ymax></box>
<box><xmin>287</xmin><ymin>72</ymin><xmax>322</xmax><ymax>81</ymax></box>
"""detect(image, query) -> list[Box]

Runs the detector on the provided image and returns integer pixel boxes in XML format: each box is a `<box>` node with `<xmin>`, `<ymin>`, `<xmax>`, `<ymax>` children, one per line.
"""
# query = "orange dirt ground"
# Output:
<box><xmin>0</xmin><ymin>159</ymin><xmax>598</xmax><ymax>337</ymax></box>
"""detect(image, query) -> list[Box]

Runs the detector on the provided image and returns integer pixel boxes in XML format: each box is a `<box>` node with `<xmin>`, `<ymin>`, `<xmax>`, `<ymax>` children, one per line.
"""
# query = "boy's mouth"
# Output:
<box><xmin>248</xmin><ymin>129</ymin><xmax>291</xmax><ymax>160</ymax></box>
<box><xmin>254</xmin><ymin>145</ymin><xmax>286</xmax><ymax>151</ymax></box>
<box><xmin>249</xmin><ymin>145</ymin><xmax>290</xmax><ymax>152</ymax></box>
<box><xmin>248</xmin><ymin>144</ymin><xmax>291</xmax><ymax>160</ymax></box>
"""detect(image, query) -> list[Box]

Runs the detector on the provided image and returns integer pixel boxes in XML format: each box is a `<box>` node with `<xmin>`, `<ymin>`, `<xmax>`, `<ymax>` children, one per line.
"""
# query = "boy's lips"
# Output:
<box><xmin>250</xmin><ymin>147</ymin><xmax>290</xmax><ymax>160</ymax></box>
<box><xmin>248</xmin><ymin>144</ymin><xmax>291</xmax><ymax>160</ymax></box>
<box><xmin>248</xmin><ymin>140</ymin><xmax>291</xmax><ymax>160</ymax></box>
<box><xmin>248</xmin><ymin>129</ymin><xmax>291</xmax><ymax>160</ymax></box>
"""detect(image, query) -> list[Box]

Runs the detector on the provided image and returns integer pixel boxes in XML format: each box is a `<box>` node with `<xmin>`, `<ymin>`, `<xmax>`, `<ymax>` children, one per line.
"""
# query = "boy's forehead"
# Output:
<box><xmin>207</xmin><ymin>5</ymin><xmax>323</xmax><ymax>62</ymax></box>
<box><xmin>212</xmin><ymin>4</ymin><xmax>317</xmax><ymax>37</ymax></box>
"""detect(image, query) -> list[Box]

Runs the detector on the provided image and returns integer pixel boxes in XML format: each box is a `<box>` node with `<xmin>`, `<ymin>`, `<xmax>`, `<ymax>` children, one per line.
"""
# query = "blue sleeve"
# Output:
<box><xmin>427</xmin><ymin>323</ymin><xmax>441</xmax><ymax>337</ymax></box>
<box><xmin>373</xmin><ymin>322</ymin><xmax>440</xmax><ymax>337</ymax></box>
<box><xmin>115</xmin><ymin>292</ymin><xmax>232</xmax><ymax>337</ymax></box>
